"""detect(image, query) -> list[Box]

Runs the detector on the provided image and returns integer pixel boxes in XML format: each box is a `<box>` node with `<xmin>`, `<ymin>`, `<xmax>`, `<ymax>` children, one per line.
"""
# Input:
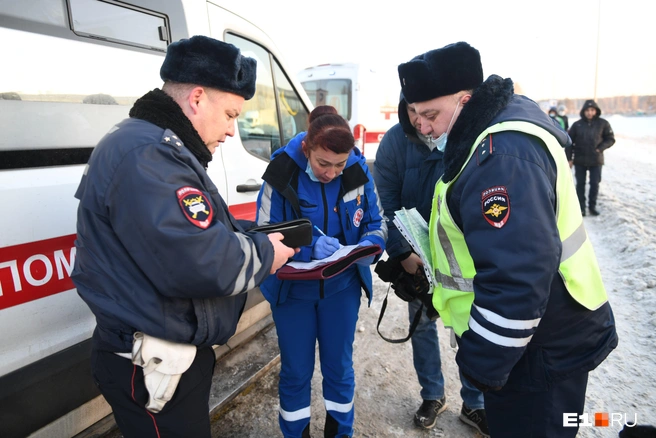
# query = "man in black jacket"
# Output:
<box><xmin>374</xmin><ymin>95</ymin><xmax>487</xmax><ymax>435</ymax></box>
<box><xmin>566</xmin><ymin>99</ymin><xmax>616</xmax><ymax>216</ymax></box>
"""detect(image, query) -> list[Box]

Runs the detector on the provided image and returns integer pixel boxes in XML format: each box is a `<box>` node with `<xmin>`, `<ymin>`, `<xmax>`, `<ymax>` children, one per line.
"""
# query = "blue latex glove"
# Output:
<box><xmin>312</xmin><ymin>236</ymin><xmax>341</xmax><ymax>259</ymax></box>
<box><xmin>355</xmin><ymin>240</ymin><xmax>376</xmax><ymax>266</ymax></box>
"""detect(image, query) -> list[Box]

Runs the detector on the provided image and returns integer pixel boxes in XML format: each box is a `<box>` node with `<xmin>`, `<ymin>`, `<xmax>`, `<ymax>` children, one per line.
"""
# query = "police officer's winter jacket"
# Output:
<box><xmin>73</xmin><ymin>117</ymin><xmax>275</xmax><ymax>353</ymax></box>
<box><xmin>566</xmin><ymin>99</ymin><xmax>615</xmax><ymax>166</ymax></box>
<box><xmin>256</xmin><ymin>132</ymin><xmax>387</xmax><ymax>305</ymax></box>
<box><xmin>374</xmin><ymin>97</ymin><xmax>444</xmax><ymax>259</ymax></box>
<box><xmin>439</xmin><ymin>75</ymin><xmax>617</xmax><ymax>390</ymax></box>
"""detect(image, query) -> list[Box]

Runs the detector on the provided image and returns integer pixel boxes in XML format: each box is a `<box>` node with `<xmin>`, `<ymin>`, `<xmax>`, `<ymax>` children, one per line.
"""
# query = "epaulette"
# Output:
<box><xmin>476</xmin><ymin>134</ymin><xmax>494</xmax><ymax>166</ymax></box>
<box><xmin>161</xmin><ymin>129</ymin><xmax>184</xmax><ymax>148</ymax></box>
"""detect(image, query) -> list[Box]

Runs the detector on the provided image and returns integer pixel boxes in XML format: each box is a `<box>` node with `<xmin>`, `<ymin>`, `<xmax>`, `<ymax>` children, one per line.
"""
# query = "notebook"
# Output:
<box><xmin>276</xmin><ymin>243</ymin><xmax>382</xmax><ymax>280</ymax></box>
<box><xmin>393</xmin><ymin>208</ymin><xmax>435</xmax><ymax>287</ymax></box>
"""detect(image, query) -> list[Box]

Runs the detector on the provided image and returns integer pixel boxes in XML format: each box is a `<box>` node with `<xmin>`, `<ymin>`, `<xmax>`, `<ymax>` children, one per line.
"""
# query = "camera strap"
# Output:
<box><xmin>376</xmin><ymin>283</ymin><xmax>424</xmax><ymax>343</ymax></box>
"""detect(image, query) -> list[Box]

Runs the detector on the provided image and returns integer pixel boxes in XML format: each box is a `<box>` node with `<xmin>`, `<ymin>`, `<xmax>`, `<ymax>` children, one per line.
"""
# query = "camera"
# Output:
<box><xmin>374</xmin><ymin>256</ymin><xmax>439</xmax><ymax>321</ymax></box>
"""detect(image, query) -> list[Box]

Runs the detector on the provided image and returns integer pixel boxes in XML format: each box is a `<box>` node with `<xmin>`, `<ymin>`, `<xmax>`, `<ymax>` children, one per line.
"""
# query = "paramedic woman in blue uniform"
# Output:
<box><xmin>256</xmin><ymin>106</ymin><xmax>387</xmax><ymax>438</ymax></box>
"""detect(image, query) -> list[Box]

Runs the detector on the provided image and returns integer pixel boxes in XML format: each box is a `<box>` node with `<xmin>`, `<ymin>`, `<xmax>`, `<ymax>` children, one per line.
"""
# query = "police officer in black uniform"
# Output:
<box><xmin>72</xmin><ymin>36</ymin><xmax>297</xmax><ymax>438</ymax></box>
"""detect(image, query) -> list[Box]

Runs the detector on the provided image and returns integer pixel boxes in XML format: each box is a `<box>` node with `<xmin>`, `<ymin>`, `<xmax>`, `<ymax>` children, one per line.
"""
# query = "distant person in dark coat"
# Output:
<box><xmin>548</xmin><ymin>106</ymin><xmax>566</xmax><ymax>131</ymax></box>
<box><xmin>566</xmin><ymin>99</ymin><xmax>616</xmax><ymax>216</ymax></box>
<box><xmin>558</xmin><ymin>104</ymin><xmax>570</xmax><ymax>130</ymax></box>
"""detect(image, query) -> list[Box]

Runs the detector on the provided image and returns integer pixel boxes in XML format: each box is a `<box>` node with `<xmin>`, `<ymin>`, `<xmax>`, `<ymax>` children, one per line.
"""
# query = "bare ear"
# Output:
<box><xmin>301</xmin><ymin>140</ymin><xmax>309</xmax><ymax>158</ymax></box>
<box><xmin>187</xmin><ymin>86</ymin><xmax>205</xmax><ymax>115</ymax></box>
<box><xmin>460</xmin><ymin>94</ymin><xmax>472</xmax><ymax>105</ymax></box>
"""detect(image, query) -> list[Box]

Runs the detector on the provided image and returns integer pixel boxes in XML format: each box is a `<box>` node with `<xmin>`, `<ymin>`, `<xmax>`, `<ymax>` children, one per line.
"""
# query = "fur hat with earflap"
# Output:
<box><xmin>398</xmin><ymin>42</ymin><xmax>484</xmax><ymax>104</ymax></box>
<box><xmin>160</xmin><ymin>35</ymin><xmax>257</xmax><ymax>100</ymax></box>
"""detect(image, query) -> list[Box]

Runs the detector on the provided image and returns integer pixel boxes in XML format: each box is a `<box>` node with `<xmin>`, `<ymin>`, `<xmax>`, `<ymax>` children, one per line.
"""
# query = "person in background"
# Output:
<box><xmin>374</xmin><ymin>93</ymin><xmax>487</xmax><ymax>435</ymax></box>
<box><xmin>558</xmin><ymin>104</ymin><xmax>570</xmax><ymax>130</ymax></box>
<box><xmin>398</xmin><ymin>41</ymin><xmax>618</xmax><ymax>438</ymax></box>
<box><xmin>72</xmin><ymin>36</ymin><xmax>296</xmax><ymax>438</ymax></box>
<box><xmin>548</xmin><ymin>106</ymin><xmax>567</xmax><ymax>130</ymax></box>
<box><xmin>566</xmin><ymin>99</ymin><xmax>616</xmax><ymax>216</ymax></box>
<box><xmin>256</xmin><ymin>105</ymin><xmax>387</xmax><ymax>438</ymax></box>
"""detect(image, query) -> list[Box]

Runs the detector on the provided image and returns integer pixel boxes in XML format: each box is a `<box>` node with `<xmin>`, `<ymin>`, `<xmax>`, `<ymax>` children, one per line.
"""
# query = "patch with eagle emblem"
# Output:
<box><xmin>481</xmin><ymin>186</ymin><xmax>510</xmax><ymax>228</ymax></box>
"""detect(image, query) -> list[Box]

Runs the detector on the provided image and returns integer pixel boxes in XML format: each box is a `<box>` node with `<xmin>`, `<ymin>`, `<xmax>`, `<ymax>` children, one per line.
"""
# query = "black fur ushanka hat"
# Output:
<box><xmin>398</xmin><ymin>42</ymin><xmax>483</xmax><ymax>104</ymax></box>
<box><xmin>160</xmin><ymin>35</ymin><xmax>257</xmax><ymax>100</ymax></box>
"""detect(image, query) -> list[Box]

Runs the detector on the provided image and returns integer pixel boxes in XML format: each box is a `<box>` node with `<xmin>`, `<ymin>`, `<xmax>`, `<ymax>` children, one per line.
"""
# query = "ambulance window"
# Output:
<box><xmin>67</xmin><ymin>0</ymin><xmax>169</xmax><ymax>51</ymax></box>
<box><xmin>225</xmin><ymin>33</ymin><xmax>281</xmax><ymax>161</ymax></box>
<box><xmin>273</xmin><ymin>61</ymin><xmax>309</xmax><ymax>147</ymax></box>
<box><xmin>0</xmin><ymin>0</ymin><xmax>67</xmax><ymax>26</ymax></box>
<box><xmin>301</xmin><ymin>79</ymin><xmax>352</xmax><ymax>121</ymax></box>
<box><xmin>0</xmin><ymin>24</ymin><xmax>163</xmax><ymax>169</ymax></box>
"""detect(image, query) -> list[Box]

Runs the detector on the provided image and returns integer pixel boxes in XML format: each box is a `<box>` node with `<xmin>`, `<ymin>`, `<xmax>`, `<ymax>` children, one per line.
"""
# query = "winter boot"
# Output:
<box><xmin>414</xmin><ymin>397</ymin><xmax>447</xmax><ymax>429</ymax></box>
<box><xmin>324</xmin><ymin>412</ymin><xmax>339</xmax><ymax>438</ymax></box>
<box><xmin>459</xmin><ymin>404</ymin><xmax>490</xmax><ymax>437</ymax></box>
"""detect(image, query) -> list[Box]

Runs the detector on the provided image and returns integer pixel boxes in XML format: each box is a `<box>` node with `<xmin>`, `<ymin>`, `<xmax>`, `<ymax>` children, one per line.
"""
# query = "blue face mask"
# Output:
<box><xmin>430</xmin><ymin>99</ymin><xmax>461</xmax><ymax>153</ymax></box>
<box><xmin>305</xmin><ymin>161</ymin><xmax>320</xmax><ymax>182</ymax></box>
<box><xmin>431</xmin><ymin>132</ymin><xmax>448</xmax><ymax>152</ymax></box>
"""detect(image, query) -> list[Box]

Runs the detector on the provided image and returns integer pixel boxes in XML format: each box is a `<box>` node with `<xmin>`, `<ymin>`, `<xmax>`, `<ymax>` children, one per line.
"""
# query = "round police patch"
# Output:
<box><xmin>176</xmin><ymin>186</ymin><xmax>214</xmax><ymax>229</ymax></box>
<box><xmin>353</xmin><ymin>208</ymin><xmax>364</xmax><ymax>227</ymax></box>
<box><xmin>481</xmin><ymin>186</ymin><xmax>510</xmax><ymax>228</ymax></box>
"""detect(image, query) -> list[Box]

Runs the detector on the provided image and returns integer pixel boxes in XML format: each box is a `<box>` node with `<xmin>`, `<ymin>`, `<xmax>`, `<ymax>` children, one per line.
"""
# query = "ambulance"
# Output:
<box><xmin>297</xmin><ymin>63</ymin><xmax>399</xmax><ymax>163</ymax></box>
<box><xmin>0</xmin><ymin>1</ymin><xmax>311</xmax><ymax>437</ymax></box>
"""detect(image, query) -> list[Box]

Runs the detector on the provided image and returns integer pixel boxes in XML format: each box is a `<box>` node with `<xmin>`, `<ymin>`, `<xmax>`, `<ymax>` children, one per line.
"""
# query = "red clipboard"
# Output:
<box><xmin>276</xmin><ymin>244</ymin><xmax>382</xmax><ymax>280</ymax></box>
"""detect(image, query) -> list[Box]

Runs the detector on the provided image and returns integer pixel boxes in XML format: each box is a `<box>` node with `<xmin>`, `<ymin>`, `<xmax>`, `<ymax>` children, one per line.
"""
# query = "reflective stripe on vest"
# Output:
<box><xmin>429</xmin><ymin>121</ymin><xmax>608</xmax><ymax>337</ymax></box>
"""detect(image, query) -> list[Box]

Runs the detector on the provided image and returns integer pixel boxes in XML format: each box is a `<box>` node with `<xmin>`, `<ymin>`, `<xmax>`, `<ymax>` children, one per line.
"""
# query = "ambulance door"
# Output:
<box><xmin>224</xmin><ymin>32</ymin><xmax>310</xmax><ymax>221</ymax></box>
<box><xmin>206</xmin><ymin>9</ymin><xmax>310</xmax><ymax>220</ymax></box>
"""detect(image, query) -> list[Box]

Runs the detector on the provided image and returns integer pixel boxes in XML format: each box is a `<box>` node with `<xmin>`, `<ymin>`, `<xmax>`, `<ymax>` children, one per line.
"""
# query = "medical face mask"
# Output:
<box><xmin>430</xmin><ymin>100</ymin><xmax>460</xmax><ymax>152</ymax></box>
<box><xmin>305</xmin><ymin>160</ymin><xmax>320</xmax><ymax>182</ymax></box>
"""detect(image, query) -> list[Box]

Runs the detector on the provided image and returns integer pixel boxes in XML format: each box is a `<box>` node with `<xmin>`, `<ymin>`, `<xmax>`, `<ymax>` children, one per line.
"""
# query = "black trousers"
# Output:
<box><xmin>484</xmin><ymin>372</ymin><xmax>588</xmax><ymax>438</ymax></box>
<box><xmin>91</xmin><ymin>346</ymin><xmax>216</xmax><ymax>438</ymax></box>
<box><xmin>575</xmin><ymin>165</ymin><xmax>602</xmax><ymax>210</ymax></box>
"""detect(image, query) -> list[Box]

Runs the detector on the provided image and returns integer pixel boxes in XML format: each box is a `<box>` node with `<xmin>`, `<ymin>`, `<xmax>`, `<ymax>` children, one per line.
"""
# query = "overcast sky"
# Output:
<box><xmin>220</xmin><ymin>0</ymin><xmax>656</xmax><ymax>101</ymax></box>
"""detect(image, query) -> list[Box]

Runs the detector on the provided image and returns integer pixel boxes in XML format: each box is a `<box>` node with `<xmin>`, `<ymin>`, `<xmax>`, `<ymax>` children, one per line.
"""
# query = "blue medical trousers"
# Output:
<box><xmin>272</xmin><ymin>284</ymin><xmax>362</xmax><ymax>438</ymax></box>
<box><xmin>408</xmin><ymin>298</ymin><xmax>484</xmax><ymax>409</ymax></box>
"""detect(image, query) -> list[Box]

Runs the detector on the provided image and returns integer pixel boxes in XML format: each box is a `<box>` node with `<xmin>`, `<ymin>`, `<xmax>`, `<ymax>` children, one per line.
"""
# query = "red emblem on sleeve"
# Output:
<box><xmin>481</xmin><ymin>186</ymin><xmax>510</xmax><ymax>228</ymax></box>
<box><xmin>176</xmin><ymin>186</ymin><xmax>214</xmax><ymax>229</ymax></box>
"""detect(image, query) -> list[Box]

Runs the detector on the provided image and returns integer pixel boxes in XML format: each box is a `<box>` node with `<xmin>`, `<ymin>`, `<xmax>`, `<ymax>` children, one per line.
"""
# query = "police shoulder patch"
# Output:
<box><xmin>476</xmin><ymin>134</ymin><xmax>494</xmax><ymax>166</ymax></box>
<box><xmin>176</xmin><ymin>186</ymin><xmax>214</xmax><ymax>229</ymax></box>
<box><xmin>481</xmin><ymin>185</ymin><xmax>510</xmax><ymax>228</ymax></box>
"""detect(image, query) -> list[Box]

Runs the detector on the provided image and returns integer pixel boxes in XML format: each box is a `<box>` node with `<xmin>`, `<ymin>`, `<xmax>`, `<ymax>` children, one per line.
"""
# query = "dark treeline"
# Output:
<box><xmin>539</xmin><ymin>95</ymin><xmax>656</xmax><ymax>115</ymax></box>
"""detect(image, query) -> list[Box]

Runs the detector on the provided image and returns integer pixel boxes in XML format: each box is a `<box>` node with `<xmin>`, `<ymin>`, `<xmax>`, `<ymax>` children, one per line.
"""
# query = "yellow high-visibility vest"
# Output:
<box><xmin>429</xmin><ymin>121</ymin><xmax>607</xmax><ymax>336</ymax></box>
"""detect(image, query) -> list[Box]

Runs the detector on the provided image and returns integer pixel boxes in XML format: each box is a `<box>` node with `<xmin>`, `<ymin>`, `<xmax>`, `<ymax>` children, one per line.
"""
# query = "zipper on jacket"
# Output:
<box><xmin>321</xmin><ymin>184</ymin><xmax>328</xmax><ymax>233</ymax></box>
<box><xmin>320</xmin><ymin>184</ymin><xmax>329</xmax><ymax>299</ymax></box>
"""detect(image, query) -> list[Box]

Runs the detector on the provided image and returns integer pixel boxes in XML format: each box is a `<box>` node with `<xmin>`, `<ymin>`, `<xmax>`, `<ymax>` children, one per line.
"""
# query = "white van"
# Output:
<box><xmin>297</xmin><ymin>63</ymin><xmax>399</xmax><ymax>162</ymax></box>
<box><xmin>0</xmin><ymin>1</ymin><xmax>311</xmax><ymax>437</ymax></box>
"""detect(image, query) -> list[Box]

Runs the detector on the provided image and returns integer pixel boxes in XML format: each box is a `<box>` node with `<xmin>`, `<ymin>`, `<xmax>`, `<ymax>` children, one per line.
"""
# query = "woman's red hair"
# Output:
<box><xmin>306</xmin><ymin>105</ymin><xmax>354</xmax><ymax>154</ymax></box>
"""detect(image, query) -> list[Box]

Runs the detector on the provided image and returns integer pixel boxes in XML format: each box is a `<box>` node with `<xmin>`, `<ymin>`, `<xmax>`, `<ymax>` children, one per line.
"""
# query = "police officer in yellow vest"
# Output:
<box><xmin>398</xmin><ymin>42</ymin><xmax>618</xmax><ymax>438</ymax></box>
